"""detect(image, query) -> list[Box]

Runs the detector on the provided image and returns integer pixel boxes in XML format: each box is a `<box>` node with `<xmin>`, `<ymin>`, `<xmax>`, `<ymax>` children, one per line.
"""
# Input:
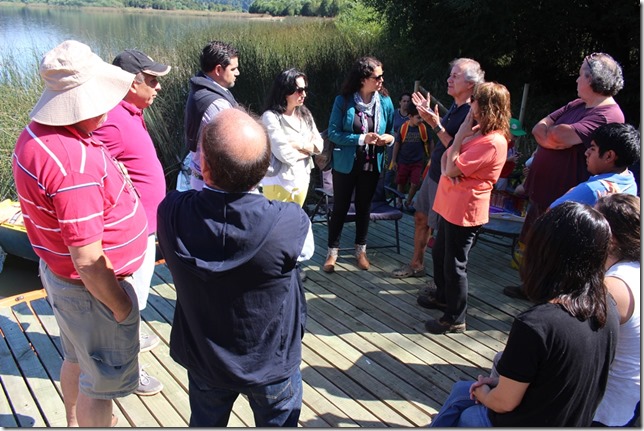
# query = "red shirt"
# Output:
<box><xmin>12</xmin><ymin>121</ymin><xmax>148</xmax><ymax>278</ymax></box>
<box><xmin>433</xmin><ymin>131</ymin><xmax>508</xmax><ymax>226</ymax></box>
<box><xmin>94</xmin><ymin>100</ymin><xmax>166</xmax><ymax>234</ymax></box>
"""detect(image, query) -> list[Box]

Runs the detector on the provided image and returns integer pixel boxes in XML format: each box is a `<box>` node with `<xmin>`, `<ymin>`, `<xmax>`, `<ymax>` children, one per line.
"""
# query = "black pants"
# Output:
<box><xmin>327</xmin><ymin>167</ymin><xmax>380</xmax><ymax>248</ymax></box>
<box><xmin>432</xmin><ymin>217</ymin><xmax>480</xmax><ymax>324</ymax></box>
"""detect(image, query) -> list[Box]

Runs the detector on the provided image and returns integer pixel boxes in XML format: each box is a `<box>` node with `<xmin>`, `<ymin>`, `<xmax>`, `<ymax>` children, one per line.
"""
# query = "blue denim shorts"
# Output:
<box><xmin>39</xmin><ymin>260</ymin><xmax>140</xmax><ymax>399</ymax></box>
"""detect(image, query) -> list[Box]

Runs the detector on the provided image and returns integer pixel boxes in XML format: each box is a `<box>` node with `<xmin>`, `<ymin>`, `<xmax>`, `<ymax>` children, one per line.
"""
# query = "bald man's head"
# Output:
<box><xmin>201</xmin><ymin>107</ymin><xmax>270</xmax><ymax>192</ymax></box>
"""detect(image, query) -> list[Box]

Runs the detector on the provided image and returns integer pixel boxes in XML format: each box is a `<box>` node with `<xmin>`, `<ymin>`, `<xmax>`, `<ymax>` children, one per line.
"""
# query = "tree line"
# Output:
<box><xmin>248</xmin><ymin>0</ymin><xmax>347</xmax><ymax>17</ymax></box>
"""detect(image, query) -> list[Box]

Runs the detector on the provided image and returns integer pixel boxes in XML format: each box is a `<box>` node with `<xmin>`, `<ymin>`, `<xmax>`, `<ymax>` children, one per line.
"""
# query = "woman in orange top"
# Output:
<box><xmin>422</xmin><ymin>82</ymin><xmax>511</xmax><ymax>334</ymax></box>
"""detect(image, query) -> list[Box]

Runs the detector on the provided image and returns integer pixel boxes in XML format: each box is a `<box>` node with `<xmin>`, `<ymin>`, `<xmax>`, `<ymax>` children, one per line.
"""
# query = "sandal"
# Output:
<box><xmin>391</xmin><ymin>264</ymin><xmax>425</xmax><ymax>278</ymax></box>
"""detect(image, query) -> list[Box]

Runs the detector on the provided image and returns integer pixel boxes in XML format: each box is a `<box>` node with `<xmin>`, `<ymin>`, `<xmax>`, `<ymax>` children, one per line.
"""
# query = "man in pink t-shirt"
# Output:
<box><xmin>12</xmin><ymin>41</ymin><xmax>147</xmax><ymax>427</ymax></box>
<box><xmin>94</xmin><ymin>50</ymin><xmax>170</xmax><ymax>396</ymax></box>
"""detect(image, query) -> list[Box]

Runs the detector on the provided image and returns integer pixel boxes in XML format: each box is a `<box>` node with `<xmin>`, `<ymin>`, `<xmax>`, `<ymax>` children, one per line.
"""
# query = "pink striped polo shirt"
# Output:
<box><xmin>12</xmin><ymin>121</ymin><xmax>148</xmax><ymax>278</ymax></box>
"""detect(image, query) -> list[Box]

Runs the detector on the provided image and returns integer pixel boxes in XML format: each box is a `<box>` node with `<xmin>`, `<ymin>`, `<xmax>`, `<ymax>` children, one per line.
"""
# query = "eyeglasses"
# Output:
<box><xmin>584</xmin><ymin>52</ymin><xmax>600</xmax><ymax>77</ymax></box>
<box><xmin>295</xmin><ymin>86</ymin><xmax>308</xmax><ymax>94</ymax></box>
<box><xmin>369</xmin><ymin>74</ymin><xmax>384</xmax><ymax>81</ymax></box>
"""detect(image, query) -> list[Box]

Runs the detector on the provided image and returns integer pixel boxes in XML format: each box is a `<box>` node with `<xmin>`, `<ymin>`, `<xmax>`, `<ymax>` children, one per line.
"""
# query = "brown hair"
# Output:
<box><xmin>471</xmin><ymin>82</ymin><xmax>511</xmax><ymax>140</ymax></box>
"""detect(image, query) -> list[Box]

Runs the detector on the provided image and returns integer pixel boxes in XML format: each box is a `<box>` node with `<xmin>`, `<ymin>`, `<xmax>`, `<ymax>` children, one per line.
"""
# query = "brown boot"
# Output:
<box><xmin>323</xmin><ymin>247</ymin><xmax>338</xmax><ymax>273</ymax></box>
<box><xmin>355</xmin><ymin>244</ymin><xmax>370</xmax><ymax>270</ymax></box>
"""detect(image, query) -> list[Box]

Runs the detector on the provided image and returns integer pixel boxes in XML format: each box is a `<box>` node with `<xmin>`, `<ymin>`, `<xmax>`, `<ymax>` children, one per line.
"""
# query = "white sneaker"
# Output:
<box><xmin>139</xmin><ymin>330</ymin><xmax>160</xmax><ymax>353</ymax></box>
<box><xmin>134</xmin><ymin>367</ymin><xmax>163</xmax><ymax>396</ymax></box>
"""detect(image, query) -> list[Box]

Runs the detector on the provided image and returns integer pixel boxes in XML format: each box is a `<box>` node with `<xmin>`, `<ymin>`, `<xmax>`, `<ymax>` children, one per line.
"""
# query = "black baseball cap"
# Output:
<box><xmin>112</xmin><ymin>49</ymin><xmax>171</xmax><ymax>76</ymax></box>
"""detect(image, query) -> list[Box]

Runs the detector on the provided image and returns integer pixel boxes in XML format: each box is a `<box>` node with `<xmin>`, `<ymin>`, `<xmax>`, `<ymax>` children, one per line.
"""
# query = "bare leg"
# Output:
<box><xmin>396</xmin><ymin>183</ymin><xmax>405</xmax><ymax>207</ymax></box>
<box><xmin>406</xmin><ymin>183</ymin><xmax>419</xmax><ymax>205</ymax></box>
<box><xmin>77</xmin><ymin>392</ymin><xmax>113</xmax><ymax>427</ymax></box>
<box><xmin>411</xmin><ymin>210</ymin><xmax>431</xmax><ymax>269</ymax></box>
<box><xmin>60</xmin><ymin>359</ymin><xmax>80</xmax><ymax>426</ymax></box>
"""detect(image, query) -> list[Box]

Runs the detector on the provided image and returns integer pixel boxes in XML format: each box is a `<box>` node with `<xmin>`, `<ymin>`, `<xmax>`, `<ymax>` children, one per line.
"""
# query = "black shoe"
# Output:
<box><xmin>503</xmin><ymin>285</ymin><xmax>527</xmax><ymax>300</ymax></box>
<box><xmin>424</xmin><ymin>317</ymin><xmax>466</xmax><ymax>334</ymax></box>
<box><xmin>417</xmin><ymin>294</ymin><xmax>447</xmax><ymax>311</ymax></box>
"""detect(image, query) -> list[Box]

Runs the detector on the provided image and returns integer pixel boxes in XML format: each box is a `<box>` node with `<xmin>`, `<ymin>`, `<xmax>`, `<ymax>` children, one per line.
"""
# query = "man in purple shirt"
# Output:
<box><xmin>94</xmin><ymin>49</ymin><xmax>171</xmax><ymax>396</ymax></box>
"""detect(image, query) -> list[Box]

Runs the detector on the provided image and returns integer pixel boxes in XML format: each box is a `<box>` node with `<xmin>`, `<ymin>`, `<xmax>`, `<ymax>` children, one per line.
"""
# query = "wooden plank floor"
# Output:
<box><xmin>0</xmin><ymin>212</ymin><xmax>529</xmax><ymax>427</ymax></box>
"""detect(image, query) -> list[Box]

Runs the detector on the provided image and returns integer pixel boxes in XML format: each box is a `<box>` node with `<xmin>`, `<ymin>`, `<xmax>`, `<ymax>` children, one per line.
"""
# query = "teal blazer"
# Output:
<box><xmin>327</xmin><ymin>93</ymin><xmax>395</xmax><ymax>174</ymax></box>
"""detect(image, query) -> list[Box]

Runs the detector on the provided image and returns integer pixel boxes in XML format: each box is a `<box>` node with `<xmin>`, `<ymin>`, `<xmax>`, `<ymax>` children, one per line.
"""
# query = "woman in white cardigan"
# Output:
<box><xmin>260</xmin><ymin>68</ymin><xmax>323</xmax><ymax>206</ymax></box>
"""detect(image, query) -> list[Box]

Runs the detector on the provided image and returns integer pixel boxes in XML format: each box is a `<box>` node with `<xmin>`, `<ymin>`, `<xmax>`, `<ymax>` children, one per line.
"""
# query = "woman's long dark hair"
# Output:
<box><xmin>521</xmin><ymin>201</ymin><xmax>612</xmax><ymax>327</ymax></box>
<box><xmin>340</xmin><ymin>56</ymin><xmax>389</xmax><ymax>98</ymax></box>
<box><xmin>595</xmin><ymin>193</ymin><xmax>640</xmax><ymax>262</ymax></box>
<box><xmin>263</xmin><ymin>68</ymin><xmax>314</xmax><ymax>130</ymax></box>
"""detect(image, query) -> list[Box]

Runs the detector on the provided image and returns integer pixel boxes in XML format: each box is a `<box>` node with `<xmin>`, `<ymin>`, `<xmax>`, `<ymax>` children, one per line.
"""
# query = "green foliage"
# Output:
<box><xmin>248</xmin><ymin>0</ymin><xmax>347</xmax><ymax>17</ymax></box>
<box><xmin>361</xmin><ymin>0</ymin><xmax>641</xmax><ymax>132</ymax></box>
<box><xmin>334</xmin><ymin>1</ymin><xmax>383</xmax><ymax>40</ymax></box>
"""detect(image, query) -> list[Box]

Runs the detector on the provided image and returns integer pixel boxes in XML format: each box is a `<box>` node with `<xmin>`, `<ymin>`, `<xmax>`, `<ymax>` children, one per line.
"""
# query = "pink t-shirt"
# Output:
<box><xmin>12</xmin><ymin>122</ymin><xmax>148</xmax><ymax>278</ymax></box>
<box><xmin>94</xmin><ymin>100</ymin><xmax>166</xmax><ymax>234</ymax></box>
<box><xmin>433</xmin><ymin>131</ymin><xmax>508</xmax><ymax>226</ymax></box>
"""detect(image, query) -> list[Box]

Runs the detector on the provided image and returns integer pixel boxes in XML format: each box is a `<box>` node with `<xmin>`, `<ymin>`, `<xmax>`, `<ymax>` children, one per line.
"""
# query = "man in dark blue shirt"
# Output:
<box><xmin>158</xmin><ymin>108</ymin><xmax>313</xmax><ymax>427</ymax></box>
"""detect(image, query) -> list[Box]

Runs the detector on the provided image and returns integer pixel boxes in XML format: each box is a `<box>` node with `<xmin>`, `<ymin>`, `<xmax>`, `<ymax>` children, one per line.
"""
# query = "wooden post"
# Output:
<box><xmin>518</xmin><ymin>83</ymin><xmax>529</xmax><ymax>126</ymax></box>
<box><xmin>412</xmin><ymin>81</ymin><xmax>448</xmax><ymax>115</ymax></box>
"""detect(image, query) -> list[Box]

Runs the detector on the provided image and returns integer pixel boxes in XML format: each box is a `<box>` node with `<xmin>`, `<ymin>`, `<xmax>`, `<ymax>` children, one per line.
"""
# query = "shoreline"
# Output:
<box><xmin>0</xmin><ymin>2</ymin><xmax>287</xmax><ymax>20</ymax></box>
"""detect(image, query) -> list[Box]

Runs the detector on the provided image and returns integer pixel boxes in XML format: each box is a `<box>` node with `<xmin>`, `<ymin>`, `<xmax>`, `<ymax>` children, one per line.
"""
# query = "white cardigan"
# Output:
<box><xmin>260</xmin><ymin>110</ymin><xmax>323</xmax><ymax>193</ymax></box>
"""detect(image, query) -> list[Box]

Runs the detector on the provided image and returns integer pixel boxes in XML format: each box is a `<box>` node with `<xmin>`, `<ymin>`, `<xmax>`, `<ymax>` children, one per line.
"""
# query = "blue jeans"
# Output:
<box><xmin>188</xmin><ymin>369</ymin><xmax>302</xmax><ymax>427</ymax></box>
<box><xmin>430</xmin><ymin>380</ymin><xmax>493</xmax><ymax>427</ymax></box>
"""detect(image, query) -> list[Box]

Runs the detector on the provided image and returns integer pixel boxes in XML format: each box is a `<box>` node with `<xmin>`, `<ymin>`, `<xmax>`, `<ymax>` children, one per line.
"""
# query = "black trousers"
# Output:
<box><xmin>327</xmin><ymin>166</ymin><xmax>380</xmax><ymax>249</ymax></box>
<box><xmin>432</xmin><ymin>217</ymin><xmax>480</xmax><ymax>324</ymax></box>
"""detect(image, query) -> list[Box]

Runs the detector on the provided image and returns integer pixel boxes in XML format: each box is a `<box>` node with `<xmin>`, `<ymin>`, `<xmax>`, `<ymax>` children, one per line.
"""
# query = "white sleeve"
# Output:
<box><xmin>297</xmin><ymin>221</ymin><xmax>314</xmax><ymax>262</ymax></box>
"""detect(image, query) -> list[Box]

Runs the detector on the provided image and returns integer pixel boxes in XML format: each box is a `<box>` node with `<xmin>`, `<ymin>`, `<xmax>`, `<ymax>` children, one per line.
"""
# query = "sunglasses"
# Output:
<box><xmin>369</xmin><ymin>74</ymin><xmax>384</xmax><ymax>81</ymax></box>
<box><xmin>295</xmin><ymin>86</ymin><xmax>308</xmax><ymax>94</ymax></box>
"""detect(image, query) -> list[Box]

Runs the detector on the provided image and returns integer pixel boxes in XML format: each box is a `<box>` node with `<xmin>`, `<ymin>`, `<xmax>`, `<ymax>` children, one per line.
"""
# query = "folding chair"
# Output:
<box><xmin>309</xmin><ymin>170</ymin><xmax>405</xmax><ymax>253</ymax></box>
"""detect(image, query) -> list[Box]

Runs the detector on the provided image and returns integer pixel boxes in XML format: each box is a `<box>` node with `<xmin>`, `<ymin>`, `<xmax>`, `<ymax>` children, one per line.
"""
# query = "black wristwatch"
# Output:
<box><xmin>433</xmin><ymin>124</ymin><xmax>444</xmax><ymax>134</ymax></box>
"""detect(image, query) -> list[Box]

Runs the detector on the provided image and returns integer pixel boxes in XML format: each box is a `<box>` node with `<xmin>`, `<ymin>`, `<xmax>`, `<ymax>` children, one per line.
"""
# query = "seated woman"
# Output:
<box><xmin>430</xmin><ymin>201</ymin><xmax>620</xmax><ymax>427</ymax></box>
<box><xmin>593</xmin><ymin>193</ymin><xmax>640</xmax><ymax>427</ymax></box>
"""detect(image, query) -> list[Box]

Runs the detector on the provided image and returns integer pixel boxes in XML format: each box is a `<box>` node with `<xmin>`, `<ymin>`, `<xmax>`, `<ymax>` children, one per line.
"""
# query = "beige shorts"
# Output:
<box><xmin>39</xmin><ymin>260</ymin><xmax>140</xmax><ymax>399</ymax></box>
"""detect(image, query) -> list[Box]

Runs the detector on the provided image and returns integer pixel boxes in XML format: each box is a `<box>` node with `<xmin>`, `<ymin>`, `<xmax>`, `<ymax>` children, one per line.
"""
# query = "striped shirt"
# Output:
<box><xmin>12</xmin><ymin>121</ymin><xmax>148</xmax><ymax>278</ymax></box>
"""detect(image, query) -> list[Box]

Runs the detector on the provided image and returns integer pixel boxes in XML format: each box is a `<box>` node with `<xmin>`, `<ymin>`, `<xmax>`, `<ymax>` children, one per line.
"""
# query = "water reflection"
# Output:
<box><xmin>0</xmin><ymin>5</ymin><xmax>231</xmax><ymax>71</ymax></box>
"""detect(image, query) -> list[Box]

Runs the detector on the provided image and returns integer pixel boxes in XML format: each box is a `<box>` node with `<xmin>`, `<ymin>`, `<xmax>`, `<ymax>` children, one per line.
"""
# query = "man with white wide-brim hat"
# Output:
<box><xmin>12</xmin><ymin>40</ymin><xmax>148</xmax><ymax>427</ymax></box>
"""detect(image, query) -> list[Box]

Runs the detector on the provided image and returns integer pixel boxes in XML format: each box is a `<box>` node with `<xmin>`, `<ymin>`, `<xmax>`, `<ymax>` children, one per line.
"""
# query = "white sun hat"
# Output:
<box><xmin>30</xmin><ymin>40</ymin><xmax>135</xmax><ymax>126</ymax></box>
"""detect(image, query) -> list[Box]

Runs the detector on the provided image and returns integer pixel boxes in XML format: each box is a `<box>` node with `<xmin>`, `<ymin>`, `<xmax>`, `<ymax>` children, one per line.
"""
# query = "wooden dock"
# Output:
<box><xmin>0</xmin><ymin>212</ymin><xmax>528</xmax><ymax>427</ymax></box>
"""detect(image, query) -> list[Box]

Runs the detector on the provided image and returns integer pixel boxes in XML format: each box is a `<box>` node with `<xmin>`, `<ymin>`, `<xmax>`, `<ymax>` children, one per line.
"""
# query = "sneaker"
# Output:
<box><xmin>139</xmin><ymin>330</ymin><xmax>160</xmax><ymax>353</ymax></box>
<box><xmin>424</xmin><ymin>317</ymin><xmax>466</xmax><ymax>334</ymax></box>
<box><xmin>503</xmin><ymin>285</ymin><xmax>528</xmax><ymax>300</ymax></box>
<box><xmin>134</xmin><ymin>368</ymin><xmax>163</xmax><ymax>396</ymax></box>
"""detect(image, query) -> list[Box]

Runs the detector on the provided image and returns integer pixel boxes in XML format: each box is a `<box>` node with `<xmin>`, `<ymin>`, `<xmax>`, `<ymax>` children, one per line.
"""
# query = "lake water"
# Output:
<box><xmin>0</xmin><ymin>5</ymin><xmax>248</xmax><ymax>72</ymax></box>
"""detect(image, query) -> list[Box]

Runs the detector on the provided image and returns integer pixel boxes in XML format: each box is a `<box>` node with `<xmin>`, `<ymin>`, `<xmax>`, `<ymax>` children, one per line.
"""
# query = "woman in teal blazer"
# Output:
<box><xmin>323</xmin><ymin>56</ymin><xmax>395</xmax><ymax>273</ymax></box>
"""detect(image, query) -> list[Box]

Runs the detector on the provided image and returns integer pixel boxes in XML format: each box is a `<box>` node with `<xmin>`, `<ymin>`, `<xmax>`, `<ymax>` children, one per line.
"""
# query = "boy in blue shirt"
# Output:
<box><xmin>550</xmin><ymin>122</ymin><xmax>639</xmax><ymax>208</ymax></box>
<box><xmin>390</xmin><ymin>104</ymin><xmax>432</xmax><ymax>212</ymax></box>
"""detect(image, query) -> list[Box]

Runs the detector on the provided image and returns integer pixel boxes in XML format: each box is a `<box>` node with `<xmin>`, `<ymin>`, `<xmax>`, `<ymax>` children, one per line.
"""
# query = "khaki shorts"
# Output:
<box><xmin>40</xmin><ymin>260</ymin><xmax>140</xmax><ymax>399</ymax></box>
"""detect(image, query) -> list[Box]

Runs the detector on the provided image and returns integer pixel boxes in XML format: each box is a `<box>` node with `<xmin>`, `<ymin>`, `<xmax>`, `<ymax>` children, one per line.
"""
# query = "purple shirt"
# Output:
<box><xmin>94</xmin><ymin>100</ymin><xmax>166</xmax><ymax>234</ymax></box>
<box><xmin>525</xmin><ymin>99</ymin><xmax>624</xmax><ymax>207</ymax></box>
